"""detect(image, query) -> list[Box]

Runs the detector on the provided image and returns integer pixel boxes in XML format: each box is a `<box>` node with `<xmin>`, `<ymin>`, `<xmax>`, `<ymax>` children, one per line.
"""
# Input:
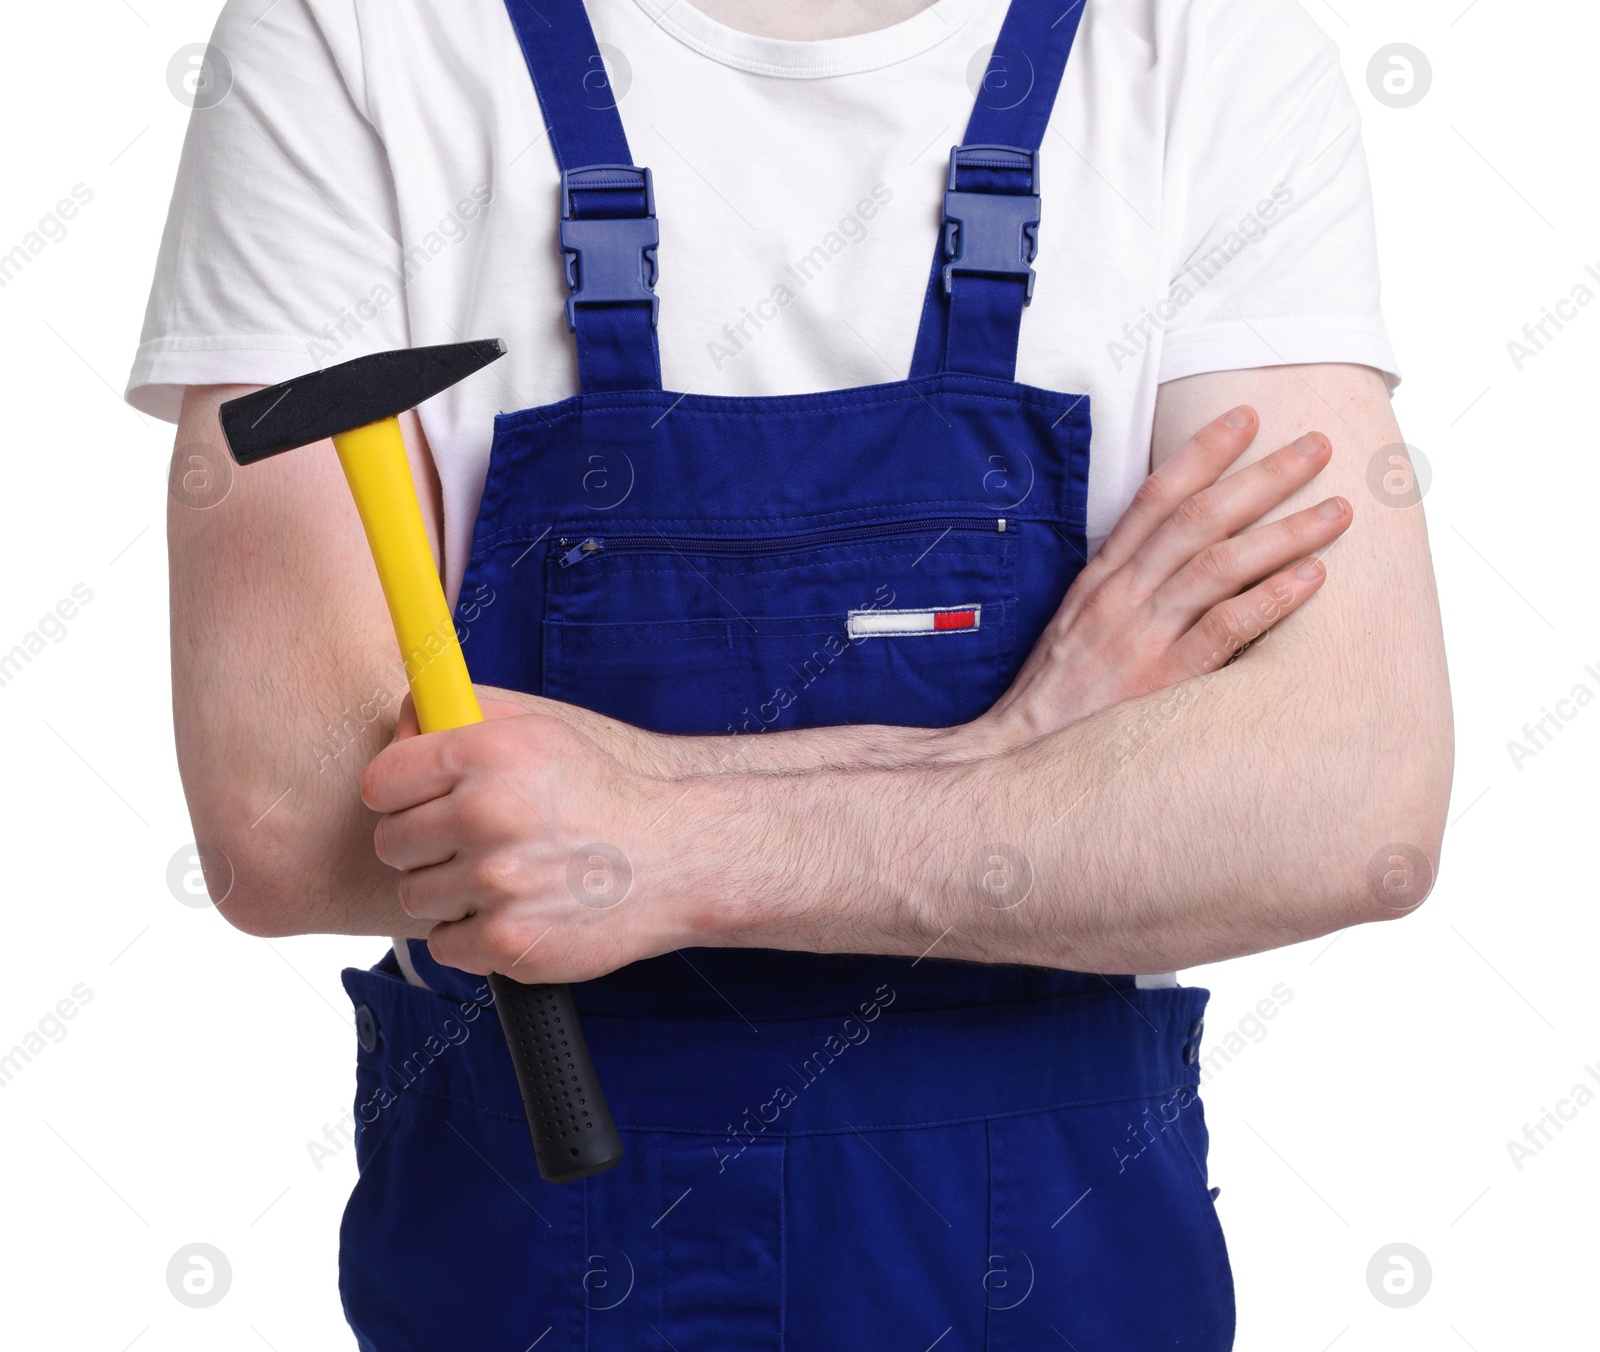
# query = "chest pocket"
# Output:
<box><xmin>540</xmin><ymin>515</ymin><xmax>1019</xmax><ymax>736</ymax></box>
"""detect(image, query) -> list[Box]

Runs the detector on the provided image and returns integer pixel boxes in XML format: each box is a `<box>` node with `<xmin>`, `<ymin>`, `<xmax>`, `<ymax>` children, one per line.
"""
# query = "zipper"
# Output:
<box><xmin>557</xmin><ymin>516</ymin><xmax>1009</xmax><ymax>569</ymax></box>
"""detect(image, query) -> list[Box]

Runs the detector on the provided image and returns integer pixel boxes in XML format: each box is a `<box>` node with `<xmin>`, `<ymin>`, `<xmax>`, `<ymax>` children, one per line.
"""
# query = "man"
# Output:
<box><xmin>133</xmin><ymin>0</ymin><xmax>1451</xmax><ymax>1345</ymax></box>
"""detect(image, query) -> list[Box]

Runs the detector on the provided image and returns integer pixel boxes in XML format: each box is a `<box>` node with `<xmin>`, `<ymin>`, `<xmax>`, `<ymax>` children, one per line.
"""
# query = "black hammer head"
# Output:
<box><xmin>219</xmin><ymin>339</ymin><xmax>506</xmax><ymax>465</ymax></box>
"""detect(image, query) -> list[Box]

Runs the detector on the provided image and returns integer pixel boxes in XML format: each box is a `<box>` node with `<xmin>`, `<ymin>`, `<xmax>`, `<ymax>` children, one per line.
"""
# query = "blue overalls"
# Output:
<box><xmin>338</xmin><ymin>0</ymin><xmax>1234</xmax><ymax>1346</ymax></box>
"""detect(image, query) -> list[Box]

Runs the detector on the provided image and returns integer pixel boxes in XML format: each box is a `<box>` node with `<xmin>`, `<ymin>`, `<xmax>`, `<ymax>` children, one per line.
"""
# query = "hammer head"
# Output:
<box><xmin>219</xmin><ymin>339</ymin><xmax>506</xmax><ymax>465</ymax></box>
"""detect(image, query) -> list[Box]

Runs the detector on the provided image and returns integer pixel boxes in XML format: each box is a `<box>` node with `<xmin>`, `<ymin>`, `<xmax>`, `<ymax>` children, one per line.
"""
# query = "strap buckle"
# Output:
<box><xmin>941</xmin><ymin>145</ymin><xmax>1041</xmax><ymax>304</ymax></box>
<box><xmin>558</xmin><ymin>164</ymin><xmax>660</xmax><ymax>331</ymax></box>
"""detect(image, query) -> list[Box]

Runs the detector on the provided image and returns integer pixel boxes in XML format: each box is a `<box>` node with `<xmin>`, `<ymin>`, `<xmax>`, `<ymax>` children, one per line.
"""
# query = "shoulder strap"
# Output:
<box><xmin>503</xmin><ymin>0</ymin><xmax>662</xmax><ymax>392</ymax></box>
<box><xmin>908</xmin><ymin>0</ymin><xmax>1089</xmax><ymax>381</ymax></box>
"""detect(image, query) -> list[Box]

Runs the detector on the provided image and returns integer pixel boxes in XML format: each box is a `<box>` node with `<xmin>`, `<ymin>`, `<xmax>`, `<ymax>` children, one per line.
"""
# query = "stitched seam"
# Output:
<box><xmin>476</xmin><ymin>513</ymin><xmax>1061</xmax><ymax>552</ymax></box>
<box><xmin>545</xmin><ymin>600</ymin><xmax>1014</xmax><ymax>627</ymax></box>
<box><xmin>778</xmin><ymin>1135</ymin><xmax>789</xmax><ymax>1352</ymax></box>
<box><xmin>582</xmin><ymin>1171</ymin><xmax>591</xmax><ymax>1352</ymax></box>
<box><xmin>348</xmin><ymin>977</ymin><xmax>1172</xmax><ymax>1023</ymax></box>
<box><xmin>540</xmin><ymin>625</ymin><xmax>1006</xmax><ymax>645</ymax></box>
<box><xmin>494</xmin><ymin>382</ymin><xmax>1082</xmax><ymax>418</ymax></box>
<box><xmin>492</xmin><ymin>382</ymin><xmax>1093</xmax><ymax>430</ymax></box>
<box><xmin>1166</xmin><ymin>1108</ymin><xmax>1238</xmax><ymax>1334</ymax></box>
<box><xmin>545</xmin><ymin>551</ymin><xmax>1004</xmax><ymax>582</ymax></box>
<box><xmin>984</xmin><ymin>1117</ymin><xmax>995</xmax><ymax>1352</ymax></box>
<box><xmin>351</xmin><ymin>979</ymin><xmax>1168</xmax><ymax>1025</ymax></box>
<box><xmin>364</xmin><ymin>1080</ymin><xmax>1202</xmax><ymax>1133</ymax></box>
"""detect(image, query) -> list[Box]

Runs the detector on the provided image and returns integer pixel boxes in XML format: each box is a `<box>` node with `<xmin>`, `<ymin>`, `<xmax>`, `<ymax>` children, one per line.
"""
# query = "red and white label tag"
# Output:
<box><xmin>847</xmin><ymin>605</ymin><xmax>981</xmax><ymax>639</ymax></box>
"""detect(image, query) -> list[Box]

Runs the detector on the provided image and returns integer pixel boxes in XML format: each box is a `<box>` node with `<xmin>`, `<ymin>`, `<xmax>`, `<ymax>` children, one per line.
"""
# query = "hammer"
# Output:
<box><xmin>218</xmin><ymin>341</ymin><xmax>623</xmax><ymax>1184</ymax></box>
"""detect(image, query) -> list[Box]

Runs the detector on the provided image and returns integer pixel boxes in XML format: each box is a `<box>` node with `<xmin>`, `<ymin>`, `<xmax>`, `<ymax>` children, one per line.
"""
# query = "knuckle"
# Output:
<box><xmin>1082</xmin><ymin>581</ymin><xmax>1129</xmax><ymax>621</ymax></box>
<box><xmin>479</xmin><ymin>912</ymin><xmax>528</xmax><ymax>968</ymax></box>
<box><xmin>438</xmin><ymin>733</ymin><xmax>474</xmax><ymax>779</ymax></box>
<box><xmin>1192</xmin><ymin>539</ymin><xmax>1239</xmax><ymax>582</ymax></box>
<box><xmin>358</xmin><ymin>759</ymin><xmax>386</xmax><ymax>808</ymax></box>
<box><xmin>1199</xmin><ymin>607</ymin><xmax>1242</xmax><ymax>653</ymax></box>
<box><xmin>371</xmin><ymin>816</ymin><xmax>395</xmax><ymax>866</ymax></box>
<box><xmin>1130</xmin><ymin>474</ymin><xmax>1172</xmax><ymax>515</ymax></box>
<box><xmin>1101</xmin><ymin>630</ymin><xmax>1144</xmax><ymax>673</ymax></box>
<box><xmin>1258</xmin><ymin>448</ymin><xmax>1300</xmax><ymax>483</ymax></box>
<box><xmin>1171</xmin><ymin>491</ymin><xmax>1216</xmax><ymax>530</ymax></box>
<box><xmin>486</xmin><ymin>729</ymin><xmax>527</xmax><ymax>775</ymax></box>
<box><xmin>1285</xmin><ymin>520</ymin><xmax>1323</xmax><ymax>555</ymax></box>
<box><xmin>1263</xmin><ymin>578</ymin><xmax>1297</xmax><ymax>614</ymax></box>
<box><xmin>471</xmin><ymin>852</ymin><xmax>526</xmax><ymax>903</ymax></box>
<box><xmin>425</xmin><ymin>929</ymin><xmax>475</xmax><ymax>976</ymax></box>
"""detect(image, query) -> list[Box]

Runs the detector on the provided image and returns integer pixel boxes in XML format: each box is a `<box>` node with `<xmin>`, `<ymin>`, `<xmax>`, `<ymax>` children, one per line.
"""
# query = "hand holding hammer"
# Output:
<box><xmin>219</xmin><ymin>341</ymin><xmax>623</xmax><ymax>1184</ymax></box>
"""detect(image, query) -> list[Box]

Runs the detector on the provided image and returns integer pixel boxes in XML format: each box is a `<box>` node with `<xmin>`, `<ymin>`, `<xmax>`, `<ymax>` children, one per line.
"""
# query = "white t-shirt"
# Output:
<box><xmin>131</xmin><ymin>0</ymin><xmax>1395</xmax><ymax>992</ymax></box>
<box><xmin>128</xmin><ymin>0</ymin><xmax>1398</xmax><ymax>603</ymax></box>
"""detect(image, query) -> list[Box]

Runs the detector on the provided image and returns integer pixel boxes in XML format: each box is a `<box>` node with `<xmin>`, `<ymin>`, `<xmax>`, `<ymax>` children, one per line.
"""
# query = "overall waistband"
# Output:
<box><xmin>343</xmin><ymin>954</ymin><xmax>1208</xmax><ymax>1136</ymax></box>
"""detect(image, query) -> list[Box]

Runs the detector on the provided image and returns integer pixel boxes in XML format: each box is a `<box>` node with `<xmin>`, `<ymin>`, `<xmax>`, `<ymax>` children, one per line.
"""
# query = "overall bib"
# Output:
<box><xmin>338</xmin><ymin>0</ymin><xmax>1234</xmax><ymax>1346</ymax></box>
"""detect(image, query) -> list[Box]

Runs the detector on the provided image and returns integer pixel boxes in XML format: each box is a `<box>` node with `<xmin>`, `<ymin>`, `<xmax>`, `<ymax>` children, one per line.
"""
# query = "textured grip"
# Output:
<box><xmin>488</xmin><ymin>974</ymin><xmax>623</xmax><ymax>1183</ymax></box>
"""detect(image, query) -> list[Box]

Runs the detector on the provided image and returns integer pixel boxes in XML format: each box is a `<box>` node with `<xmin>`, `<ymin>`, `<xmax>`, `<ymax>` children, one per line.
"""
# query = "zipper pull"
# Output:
<box><xmin>558</xmin><ymin>538</ymin><xmax>604</xmax><ymax>568</ymax></box>
<box><xmin>997</xmin><ymin>518</ymin><xmax>1008</xmax><ymax>533</ymax></box>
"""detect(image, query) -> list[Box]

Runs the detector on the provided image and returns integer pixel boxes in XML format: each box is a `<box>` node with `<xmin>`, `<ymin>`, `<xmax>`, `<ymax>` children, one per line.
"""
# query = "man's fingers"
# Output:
<box><xmin>360</xmin><ymin>730</ymin><xmax>465</xmax><ymax>813</ymax></box>
<box><xmin>395</xmin><ymin>859</ymin><xmax>479</xmax><ymax>926</ymax></box>
<box><xmin>425</xmin><ymin>913</ymin><xmax>491</xmax><ymax>975</ymax></box>
<box><xmin>373</xmin><ymin>796</ymin><xmax>463</xmax><ymax>872</ymax></box>
<box><xmin>1166</xmin><ymin>556</ymin><xmax>1330</xmax><ymax>677</ymax></box>
<box><xmin>1145</xmin><ymin>496</ymin><xmax>1351</xmax><ymax>638</ymax></box>
<box><xmin>1095</xmin><ymin>406</ymin><xmax>1259</xmax><ymax>572</ymax></box>
<box><xmin>427</xmin><ymin>907</ymin><xmax>555</xmax><ymax>980</ymax></box>
<box><xmin>1120</xmin><ymin>432</ymin><xmax>1332</xmax><ymax>598</ymax></box>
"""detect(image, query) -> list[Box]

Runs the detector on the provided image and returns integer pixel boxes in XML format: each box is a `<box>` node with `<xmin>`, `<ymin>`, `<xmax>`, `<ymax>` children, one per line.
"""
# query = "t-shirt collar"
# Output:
<box><xmin>626</xmin><ymin>0</ymin><xmax>984</xmax><ymax>78</ymax></box>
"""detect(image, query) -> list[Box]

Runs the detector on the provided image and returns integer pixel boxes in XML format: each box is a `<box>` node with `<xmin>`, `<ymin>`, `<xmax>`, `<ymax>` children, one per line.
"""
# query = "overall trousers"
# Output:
<box><xmin>339</xmin><ymin>0</ymin><xmax>1234</xmax><ymax>1345</ymax></box>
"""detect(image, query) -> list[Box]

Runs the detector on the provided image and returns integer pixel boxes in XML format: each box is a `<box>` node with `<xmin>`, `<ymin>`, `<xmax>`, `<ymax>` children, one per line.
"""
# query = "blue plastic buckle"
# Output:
<box><xmin>941</xmin><ymin>145</ymin><xmax>1041</xmax><ymax>303</ymax></box>
<box><xmin>558</xmin><ymin>164</ymin><xmax>659</xmax><ymax>331</ymax></box>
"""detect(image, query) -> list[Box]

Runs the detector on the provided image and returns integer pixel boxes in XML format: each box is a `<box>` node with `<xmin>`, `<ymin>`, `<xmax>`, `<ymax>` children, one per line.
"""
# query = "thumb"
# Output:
<box><xmin>390</xmin><ymin>691</ymin><xmax>421</xmax><ymax>742</ymax></box>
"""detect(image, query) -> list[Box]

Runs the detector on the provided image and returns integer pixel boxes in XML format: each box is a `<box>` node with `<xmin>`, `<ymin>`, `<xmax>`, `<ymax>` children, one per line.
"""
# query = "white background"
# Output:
<box><xmin>0</xmin><ymin>1</ymin><xmax>1595</xmax><ymax>1348</ymax></box>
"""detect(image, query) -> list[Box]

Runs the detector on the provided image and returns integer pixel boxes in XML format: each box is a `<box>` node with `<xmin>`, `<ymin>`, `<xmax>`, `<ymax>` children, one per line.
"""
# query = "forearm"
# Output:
<box><xmin>483</xmin><ymin>686</ymin><xmax>993</xmax><ymax>776</ymax></box>
<box><xmin>684</xmin><ymin>631</ymin><xmax>1449</xmax><ymax>971</ymax></box>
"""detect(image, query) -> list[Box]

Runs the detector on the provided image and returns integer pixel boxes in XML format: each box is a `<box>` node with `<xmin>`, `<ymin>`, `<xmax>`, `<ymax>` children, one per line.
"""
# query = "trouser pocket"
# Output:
<box><xmin>985</xmin><ymin>1096</ymin><xmax>1236</xmax><ymax>1351</ymax></box>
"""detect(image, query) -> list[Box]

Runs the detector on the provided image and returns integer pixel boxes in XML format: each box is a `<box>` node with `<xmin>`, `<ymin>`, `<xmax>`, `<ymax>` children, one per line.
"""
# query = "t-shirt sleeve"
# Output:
<box><xmin>126</xmin><ymin>0</ymin><xmax>405</xmax><ymax>421</ymax></box>
<box><xmin>1156</xmin><ymin>0</ymin><xmax>1399</xmax><ymax>387</ymax></box>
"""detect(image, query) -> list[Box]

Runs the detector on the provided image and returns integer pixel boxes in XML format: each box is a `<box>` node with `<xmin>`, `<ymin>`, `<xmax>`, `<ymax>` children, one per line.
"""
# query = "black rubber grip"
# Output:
<box><xmin>488</xmin><ymin>974</ymin><xmax>623</xmax><ymax>1183</ymax></box>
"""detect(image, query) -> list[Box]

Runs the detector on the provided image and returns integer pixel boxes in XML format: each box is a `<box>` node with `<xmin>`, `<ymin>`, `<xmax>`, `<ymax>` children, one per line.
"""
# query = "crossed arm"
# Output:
<box><xmin>169</xmin><ymin>362</ymin><xmax>1451</xmax><ymax>978</ymax></box>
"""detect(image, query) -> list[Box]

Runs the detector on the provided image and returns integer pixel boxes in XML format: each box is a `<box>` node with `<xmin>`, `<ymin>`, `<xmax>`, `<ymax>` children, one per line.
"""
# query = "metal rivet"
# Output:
<box><xmin>355</xmin><ymin>1004</ymin><xmax>380</xmax><ymax>1053</ymax></box>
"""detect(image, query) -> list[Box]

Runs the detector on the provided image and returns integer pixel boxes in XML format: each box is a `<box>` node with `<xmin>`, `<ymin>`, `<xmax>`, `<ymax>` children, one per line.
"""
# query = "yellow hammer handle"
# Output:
<box><xmin>332</xmin><ymin>417</ymin><xmax>484</xmax><ymax>734</ymax></box>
